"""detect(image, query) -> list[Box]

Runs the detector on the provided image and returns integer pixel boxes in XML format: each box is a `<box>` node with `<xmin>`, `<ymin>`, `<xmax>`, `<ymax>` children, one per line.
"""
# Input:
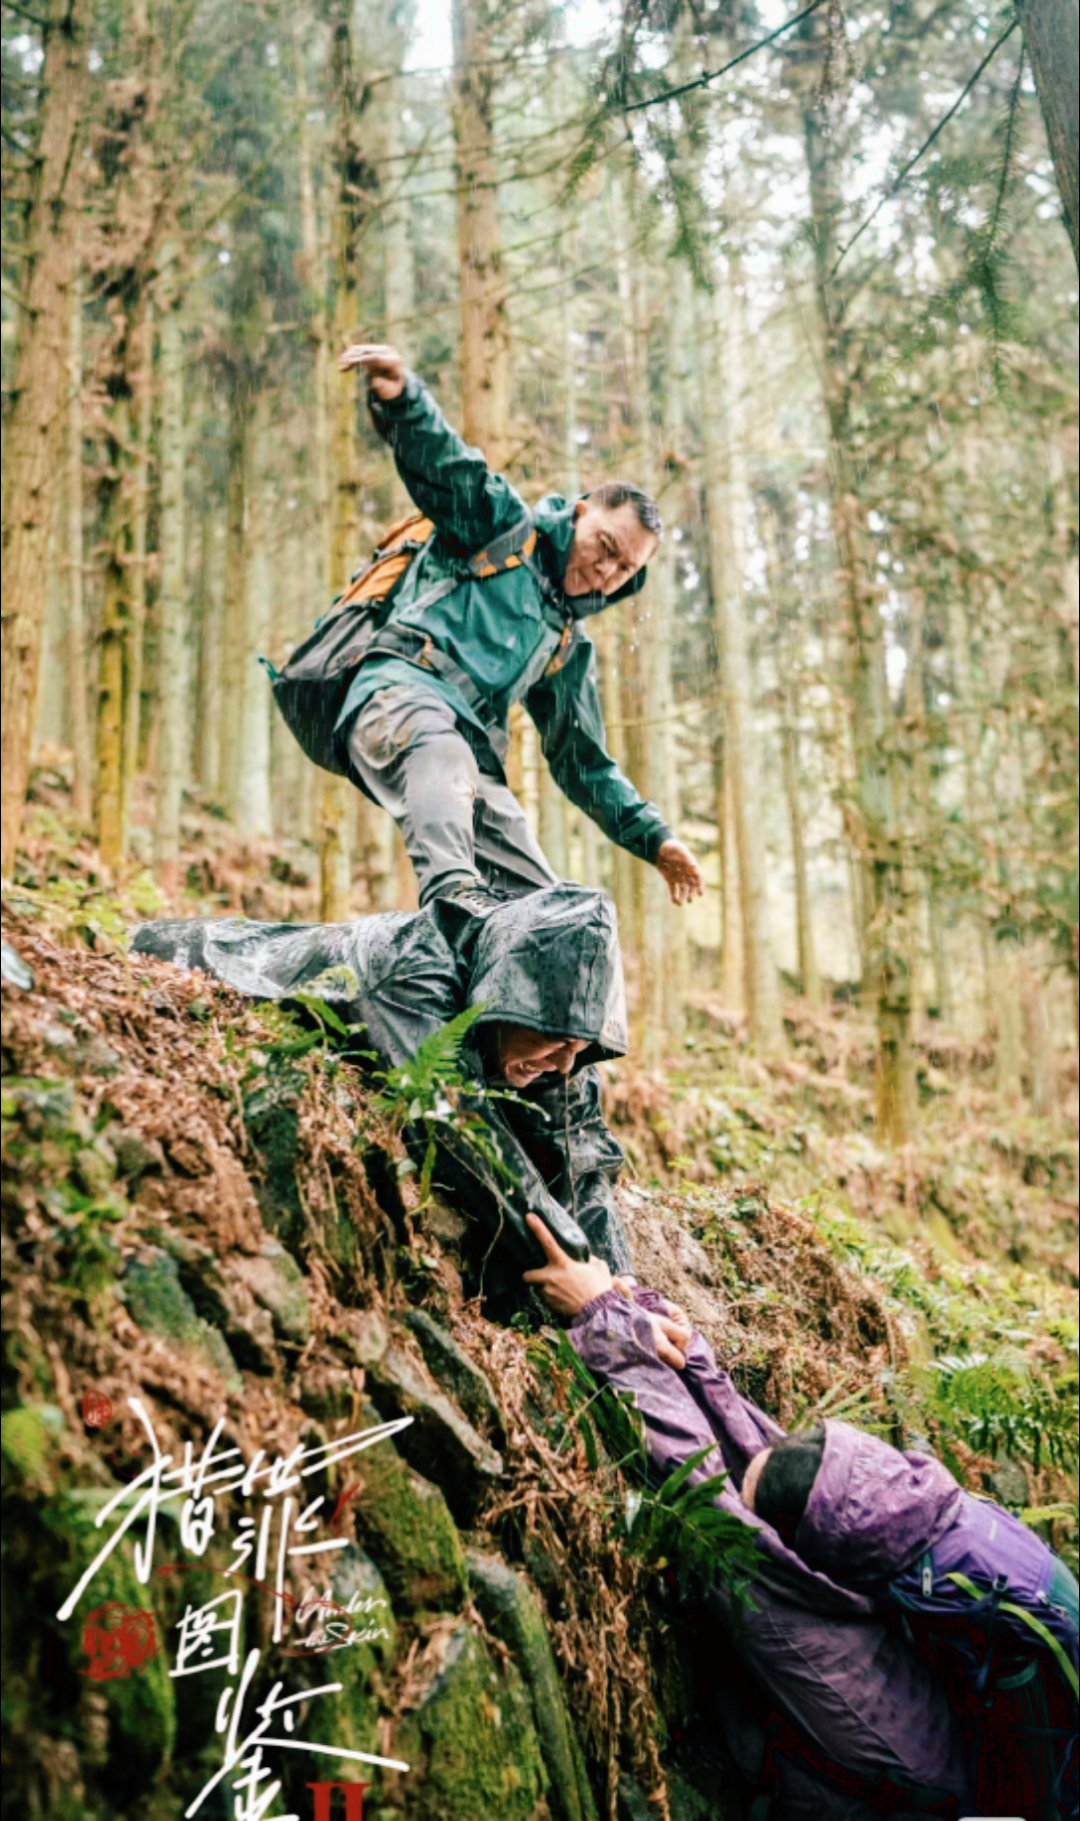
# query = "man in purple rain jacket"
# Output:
<box><xmin>523</xmin><ymin>1216</ymin><xmax>972</xmax><ymax>1820</ymax></box>
<box><xmin>742</xmin><ymin>1417</ymin><xmax>1079</xmax><ymax>1820</ymax></box>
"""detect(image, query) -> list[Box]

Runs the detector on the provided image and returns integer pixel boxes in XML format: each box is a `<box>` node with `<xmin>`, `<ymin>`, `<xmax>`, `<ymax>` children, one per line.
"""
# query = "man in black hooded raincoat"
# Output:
<box><xmin>134</xmin><ymin>884</ymin><xmax>635</xmax><ymax>1292</ymax></box>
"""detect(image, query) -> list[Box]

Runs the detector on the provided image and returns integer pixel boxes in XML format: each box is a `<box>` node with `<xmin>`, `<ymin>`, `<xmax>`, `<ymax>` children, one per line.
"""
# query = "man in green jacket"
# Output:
<box><xmin>336</xmin><ymin>342</ymin><xmax>704</xmax><ymax>913</ymax></box>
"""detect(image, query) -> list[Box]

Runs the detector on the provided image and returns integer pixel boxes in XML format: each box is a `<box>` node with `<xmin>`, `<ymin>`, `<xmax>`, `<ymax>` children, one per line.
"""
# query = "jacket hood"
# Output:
<box><xmin>533</xmin><ymin>493</ymin><xmax>649</xmax><ymax>619</ymax></box>
<box><xmin>463</xmin><ymin>883</ymin><xmax>627</xmax><ymax>1068</ymax></box>
<box><xmin>795</xmin><ymin>1419</ymin><xmax>964</xmax><ymax>1586</ymax></box>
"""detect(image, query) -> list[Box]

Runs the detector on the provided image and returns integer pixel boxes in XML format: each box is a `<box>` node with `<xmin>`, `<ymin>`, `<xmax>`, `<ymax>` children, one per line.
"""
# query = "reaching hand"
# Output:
<box><xmin>523</xmin><ymin>1218</ymin><xmax>691</xmax><ymax>1369</ymax></box>
<box><xmin>651</xmin><ymin>1303</ymin><xmax>693</xmax><ymax>1368</ymax></box>
<box><xmin>616</xmin><ymin>1279</ymin><xmax>692</xmax><ymax>1368</ymax></box>
<box><xmin>655</xmin><ymin>837</ymin><xmax>705</xmax><ymax>906</ymax></box>
<box><xmin>337</xmin><ymin>342</ymin><xmax>406</xmax><ymax>400</ymax></box>
<box><xmin>522</xmin><ymin>1214</ymin><xmax>613</xmax><ymax>1316</ymax></box>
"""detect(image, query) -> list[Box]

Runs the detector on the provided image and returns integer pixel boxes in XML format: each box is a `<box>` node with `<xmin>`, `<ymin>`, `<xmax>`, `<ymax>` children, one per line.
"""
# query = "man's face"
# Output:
<box><xmin>495</xmin><ymin>1023</ymin><xmax>588</xmax><ymax>1088</ymax></box>
<box><xmin>562</xmin><ymin>500</ymin><xmax>658</xmax><ymax>599</ymax></box>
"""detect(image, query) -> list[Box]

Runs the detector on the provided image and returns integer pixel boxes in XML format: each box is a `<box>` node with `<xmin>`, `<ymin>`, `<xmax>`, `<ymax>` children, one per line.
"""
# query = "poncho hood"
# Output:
<box><xmin>795</xmin><ymin>1418</ymin><xmax>964</xmax><ymax>1585</ymax></box>
<box><xmin>463</xmin><ymin>883</ymin><xmax>627</xmax><ymax>1068</ymax></box>
<box><xmin>532</xmin><ymin>492</ymin><xmax>649</xmax><ymax>619</ymax></box>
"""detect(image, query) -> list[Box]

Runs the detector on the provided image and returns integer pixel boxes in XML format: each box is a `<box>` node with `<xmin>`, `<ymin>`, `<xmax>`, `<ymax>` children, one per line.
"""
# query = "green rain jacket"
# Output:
<box><xmin>337</xmin><ymin>371</ymin><xmax>672</xmax><ymax>866</ymax></box>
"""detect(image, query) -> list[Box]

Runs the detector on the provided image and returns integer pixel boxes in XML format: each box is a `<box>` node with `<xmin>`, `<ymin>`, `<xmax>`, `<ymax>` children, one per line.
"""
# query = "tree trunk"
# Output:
<box><xmin>715</xmin><ymin>740</ymin><xmax>746</xmax><ymax>1010</ymax></box>
<box><xmin>903</xmin><ymin>584</ymin><xmax>951</xmax><ymax>1024</ymax></box>
<box><xmin>451</xmin><ymin>0</ymin><xmax>510</xmax><ymax>471</ymax></box>
<box><xmin>219</xmin><ymin>371</ymin><xmax>251</xmax><ymax>817</ymax></box>
<box><xmin>294</xmin><ymin>12</ymin><xmax>331</xmax><ymax>602</ymax></box>
<box><xmin>695</xmin><ymin>273</ymin><xmax>783</xmax><ymax>1049</ymax></box>
<box><xmin>1016</xmin><ymin>0</ymin><xmax>1079</xmax><ymax>268</ymax></box>
<box><xmin>123</xmin><ymin>298</ymin><xmax>154</xmax><ymax>825</ymax></box>
<box><xmin>797</xmin><ymin>14</ymin><xmax>915</xmax><ymax>1133</ymax></box>
<box><xmin>235</xmin><ymin>394</ymin><xmax>274</xmax><ymax>840</ymax></box>
<box><xmin>382</xmin><ymin>61</ymin><xmax>418</xmax><ymax>518</ymax></box>
<box><xmin>66</xmin><ymin>269</ymin><xmax>93</xmax><ymax>823</ymax></box>
<box><xmin>154</xmin><ymin>287</ymin><xmax>187</xmax><ymax>893</ymax></box>
<box><xmin>194</xmin><ymin>509</ymin><xmax>221</xmax><ymax>800</ymax></box>
<box><xmin>762</xmin><ymin>495</ymin><xmax>822</xmax><ymax>1005</ymax></box>
<box><xmin>779</xmin><ymin>702</ymin><xmax>822</xmax><ymax>1005</ymax></box>
<box><xmin>612</xmin><ymin>176</ymin><xmax>682</xmax><ymax>1059</ymax></box>
<box><xmin>95</xmin><ymin>371</ymin><xmax>136</xmax><ymax>871</ymax></box>
<box><xmin>323</xmin><ymin>0</ymin><xmax>383</xmax><ymax>916</ymax></box>
<box><xmin>0</xmin><ymin>0</ymin><xmax>90</xmax><ymax>875</ymax></box>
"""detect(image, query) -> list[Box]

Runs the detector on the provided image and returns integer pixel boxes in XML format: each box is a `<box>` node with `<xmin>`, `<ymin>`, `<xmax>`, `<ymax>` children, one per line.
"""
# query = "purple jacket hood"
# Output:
<box><xmin>796</xmin><ymin>1418</ymin><xmax>964</xmax><ymax>1586</ymax></box>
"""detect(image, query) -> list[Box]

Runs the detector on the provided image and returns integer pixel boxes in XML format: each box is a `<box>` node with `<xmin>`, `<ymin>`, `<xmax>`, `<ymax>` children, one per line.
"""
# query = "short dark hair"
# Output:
<box><xmin>588</xmin><ymin>481</ymin><xmax>663</xmax><ymax>540</ymax></box>
<box><xmin>754</xmin><ymin>1424</ymin><xmax>825</xmax><ymax>1536</ymax></box>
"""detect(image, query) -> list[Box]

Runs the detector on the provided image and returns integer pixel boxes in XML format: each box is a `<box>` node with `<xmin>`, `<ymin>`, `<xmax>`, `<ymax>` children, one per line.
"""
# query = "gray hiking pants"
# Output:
<box><xmin>346</xmin><ymin>682</ymin><xmax>557</xmax><ymax>906</ymax></box>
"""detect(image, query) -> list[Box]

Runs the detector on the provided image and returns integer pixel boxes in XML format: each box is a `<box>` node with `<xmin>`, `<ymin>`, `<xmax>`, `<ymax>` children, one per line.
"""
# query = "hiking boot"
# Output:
<box><xmin>431</xmin><ymin>880</ymin><xmax>514</xmax><ymax>955</ymax></box>
<box><xmin>436</xmin><ymin>880</ymin><xmax>511</xmax><ymax>918</ymax></box>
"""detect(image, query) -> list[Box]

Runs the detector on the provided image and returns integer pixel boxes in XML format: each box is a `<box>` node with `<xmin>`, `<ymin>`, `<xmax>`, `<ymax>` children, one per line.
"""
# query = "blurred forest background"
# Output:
<box><xmin>2</xmin><ymin>0</ymin><xmax>1078</xmax><ymax>1141</ymax></box>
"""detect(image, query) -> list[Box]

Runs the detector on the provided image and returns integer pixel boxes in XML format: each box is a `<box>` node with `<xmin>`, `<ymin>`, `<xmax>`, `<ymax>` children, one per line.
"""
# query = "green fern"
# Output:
<box><xmin>927</xmin><ymin>1352</ymin><xmax>1079</xmax><ymax>1475</ymax></box>
<box><xmin>373</xmin><ymin>1003</ymin><xmax>488</xmax><ymax>1117</ymax></box>
<box><xmin>372</xmin><ymin>1005</ymin><xmax>520</xmax><ymax>1207</ymax></box>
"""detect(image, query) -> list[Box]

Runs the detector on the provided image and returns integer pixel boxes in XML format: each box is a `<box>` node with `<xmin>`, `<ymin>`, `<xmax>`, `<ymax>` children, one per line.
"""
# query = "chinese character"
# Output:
<box><xmin>172</xmin><ymin>1590</ymin><xmax>244</xmax><ymax>1679</ymax></box>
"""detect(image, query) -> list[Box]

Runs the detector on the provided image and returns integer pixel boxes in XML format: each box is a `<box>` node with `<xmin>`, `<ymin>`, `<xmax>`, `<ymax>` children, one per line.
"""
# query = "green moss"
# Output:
<box><xmin>467</xmin><ymin>1551</ymin><xmax>598</xmax><ymax>1821</ymax></box>
<box><xmin>124</xmin><ymin>1247</ymin><xmax>243</xmax><ymax>1390</ymax></box>
<box><xmin>0</xmin><ymin>1403</ymin><xmax>64</xmax><ymax>1484</ymax></box>
<box><xmin>24</xmin><ymin>1492</ymin><xmax>177</xmax><ymax>1806</ymax></box>
<box><xmin>398</xmin><ymin>1625</ymin><xmax>546</xmax><ymax>1821</ymax></box>
<box><xmin>352</xmin><ymin>1403</ymin><xmax>466</xmax><ymax>1612</ymax></box>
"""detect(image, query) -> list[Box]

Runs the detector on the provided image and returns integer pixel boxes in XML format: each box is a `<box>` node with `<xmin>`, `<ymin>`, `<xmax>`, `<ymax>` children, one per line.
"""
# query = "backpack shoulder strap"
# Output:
<box><xmin>466</xmin><ymin>510</ymin><xmax>536</xmax><ymax>579</ymax></box>
<box><xmin>946</xmin><ymin>1571</ymin><xmax>1080</xmax><ymax>1699</ymax></box>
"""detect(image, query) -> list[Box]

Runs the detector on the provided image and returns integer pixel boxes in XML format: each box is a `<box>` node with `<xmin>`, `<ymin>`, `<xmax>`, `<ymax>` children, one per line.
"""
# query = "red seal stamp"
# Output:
<box><xmin>81</xmin><ymin>1390</ymin><xmax>113</xmax><ymax>1428</ymax></box>
<box><xmin>80</xmin><ymin>1603</ymin><xmax>160</xmax><ymax>1681</ymax></box>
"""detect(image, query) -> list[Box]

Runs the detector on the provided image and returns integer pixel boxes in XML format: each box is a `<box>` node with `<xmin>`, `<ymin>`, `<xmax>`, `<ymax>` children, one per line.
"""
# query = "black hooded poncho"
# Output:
<box><xmin>132</xmin><ymin>883</ymin><xmax>631</xmax><ymax>1277</ymax></box>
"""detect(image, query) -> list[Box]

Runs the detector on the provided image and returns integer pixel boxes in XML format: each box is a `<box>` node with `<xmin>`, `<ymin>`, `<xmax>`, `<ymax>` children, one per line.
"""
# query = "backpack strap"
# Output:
<box><xmin>946</xmin><ymin>1571</ymin><xmax>1080</xmax><ymax>1700</ymax></box>
<box><xmin>360</xmin><ymin>509</ymin><xmax>551</xmax><ymax>763</ymax></box>
<box><xmin>466</xmin><ymin>510</ymin><xmax>538</xmax><ymax>578</ymax></box>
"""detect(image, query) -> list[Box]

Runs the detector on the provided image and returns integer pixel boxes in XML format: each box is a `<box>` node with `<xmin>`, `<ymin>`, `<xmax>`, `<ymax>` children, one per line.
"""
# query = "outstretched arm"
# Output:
<box><xmin>526</xmin><ymin>641</ymin><xmax>705</xmax><ymax>905</ymax></box>
<box><xmin>338</xmin><ymin>342</ymin><xmax>526</xmax><ymax>549</ymax></box>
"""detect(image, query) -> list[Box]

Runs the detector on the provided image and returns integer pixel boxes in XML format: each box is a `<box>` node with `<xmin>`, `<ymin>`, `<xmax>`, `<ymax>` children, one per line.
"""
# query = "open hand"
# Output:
<box><xmin>655</xmin><ymin>837</ymin><xmax>705</xmax><ymax>906</ymax></box>
<box><xmin>337</xmin><ymin>342</ymin><xmax>406</xmax><ymax>400</ymax></box>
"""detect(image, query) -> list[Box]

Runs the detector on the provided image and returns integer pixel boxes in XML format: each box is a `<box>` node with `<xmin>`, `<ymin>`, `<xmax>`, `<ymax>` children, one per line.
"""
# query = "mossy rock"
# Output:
<box><xmin>244</xmin><ymin>1067</ymin><xmax>305</xmax><ymax>1243</ymax></box>
<box><xmin>230</xmin><ymin>1239</ymin><xmax>310</xmax><ymax>1343</ymax></box>
<box><xmin>123</xmin><ymin>1247</ymin><xmax>243</xmax><ymax>1390</ymax></box>
<box><xmin>289</xmin><ymin>1545</ymin><xmax>396</xmax><ymax>1790</ymax></box>
<box><xmin>352</xmin><ymin>1400</ymin><xmax>466</xmax><ymax>1612</ymax></box>
<box><xmin>0</xmin><ymin>1402</ymin><xmax>65</xmax><ymax>1489</ymax></box>
<box><xmin>17</xmin><ymin>1491</ymin><xmax>177</xmax><ymax>1807</ymax></box>
<box><xmin>396</xmin><ymin>1624</ymin><xmax>547</xmax><ymax>1821</ymax></box>
<box><xmin>1</xmin><ymin>1074</ymin><xmax>86</xmax><ymax>1138</ymax></box>
<box><xmin>467</xmin><ymin>1551</ymin><xmax>597</xmax><ymax>1821</ymax></box>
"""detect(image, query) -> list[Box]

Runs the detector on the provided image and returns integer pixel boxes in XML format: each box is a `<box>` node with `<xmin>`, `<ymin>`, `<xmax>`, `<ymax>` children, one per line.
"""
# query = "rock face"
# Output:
<box><xmin>468</xmin><ymin>1552</ymin><xmax>598</xmax><ymax>1821</ymax></box>
<box><xmin>123</xmin><ymin>1246</ymin><xmax>244</xmax><ymax>1390</ymax></box>
<box><xmin>398</xmin><ymin>1624</ymin><xmax>548</xmax><ymax>1821</ymax></box>
<box><xmin>6</xmin><ymin>918</ymin><xmax>910</xmax><ymax>1821</ymax></box>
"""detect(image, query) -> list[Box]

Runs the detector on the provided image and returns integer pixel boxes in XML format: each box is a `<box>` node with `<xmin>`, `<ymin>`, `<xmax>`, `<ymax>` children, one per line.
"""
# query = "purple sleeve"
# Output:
<box><xmin>623</xmin><ymin>1288</ymin><xmax>784</xmax><ymax>1486</ymax></box>
<box><xmin>568</xmin><ymin>1292</ymin><xmax>725</xmax><ymax>1483</ymax></box>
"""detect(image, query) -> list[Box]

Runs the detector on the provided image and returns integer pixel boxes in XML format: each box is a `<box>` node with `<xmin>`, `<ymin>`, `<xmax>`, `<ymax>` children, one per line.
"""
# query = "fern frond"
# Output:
<box><xmin>373</xmin><ymin>1003</ymin><xmax>487</xmax><ymax>1119</ymax></box>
